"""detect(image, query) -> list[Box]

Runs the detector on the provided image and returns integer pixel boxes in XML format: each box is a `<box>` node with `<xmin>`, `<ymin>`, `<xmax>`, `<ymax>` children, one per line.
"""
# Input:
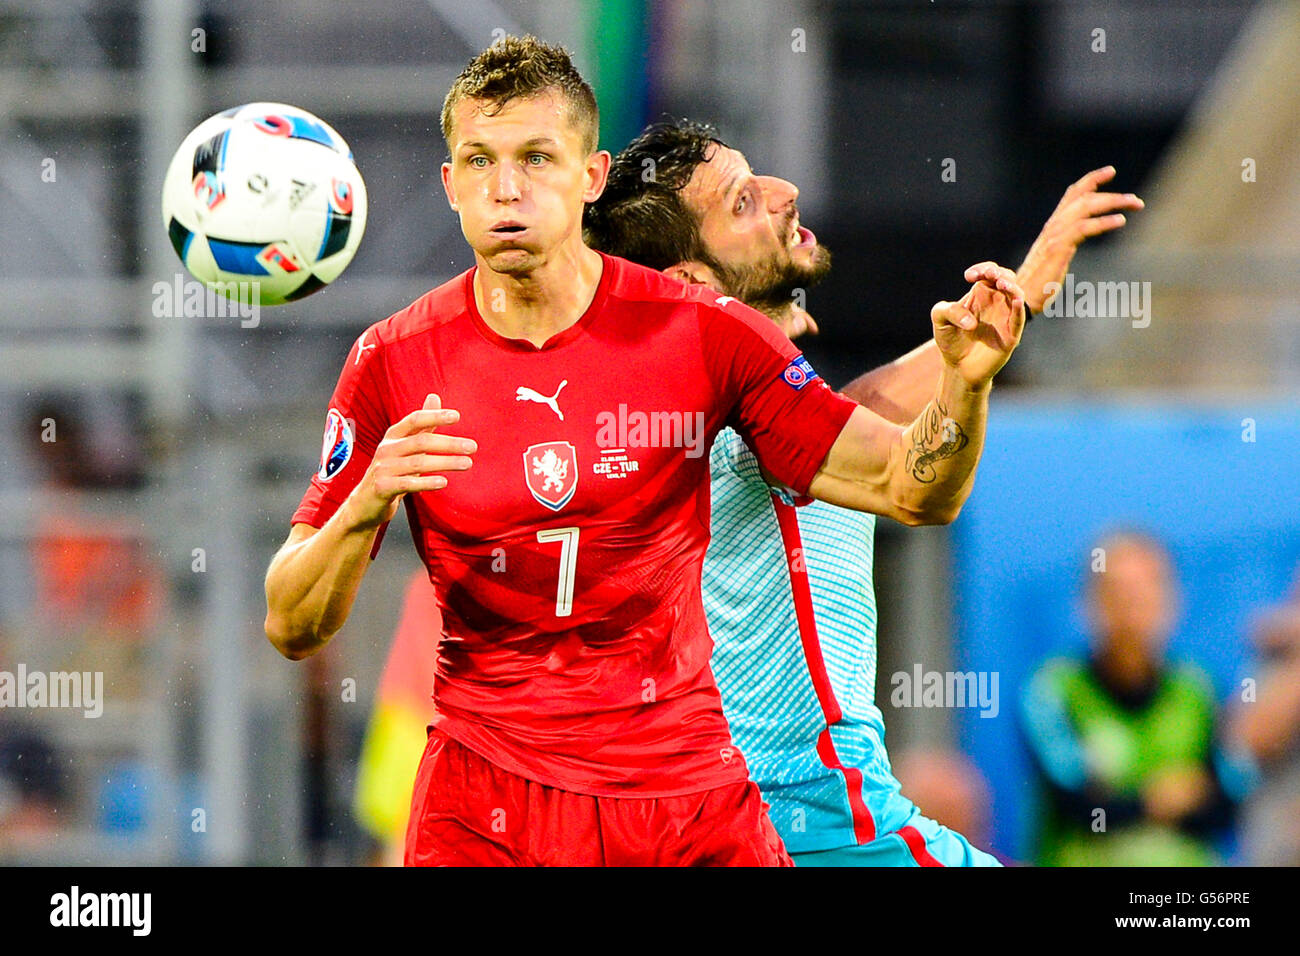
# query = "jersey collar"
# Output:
<box><xmin>464</xmin><ymin>251</ymin><xmax>614</xmax><ymax>353</ymax></box>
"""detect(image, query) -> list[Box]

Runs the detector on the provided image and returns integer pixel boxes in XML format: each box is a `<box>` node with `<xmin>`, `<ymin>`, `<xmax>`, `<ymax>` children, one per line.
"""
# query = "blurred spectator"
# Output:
<box><xmin>352</xmin><ymin>571</ymin><xmax>440</xmax><ymax>866</ymax></box>
<box><xmin>1020</xmin><ymin>530</ymin><xmax>1252</xmax><ymax>866</ymax></box>
<box><xmin>26</xmin><ymin>394</ymin><xmax>146</xmax><ymax>492</ymax></box>
<box><xmin>891</xmin><ymin>746</ymin><xmax>995</xmax><ymax>855</ymax></box>
<box><xmin>24</xmin><ymin>395</ymin><xmax>161</xmax><ymax>696</ymax></box>
<box><xmin>0</xmin><ymin>720</ymin><xmax>68</xmax><ymax>852</ymax></box>
<box><xmin>1229</xmin><ymin>564</ymin><xmax>1300</xmax><ymax>865</ymax></box>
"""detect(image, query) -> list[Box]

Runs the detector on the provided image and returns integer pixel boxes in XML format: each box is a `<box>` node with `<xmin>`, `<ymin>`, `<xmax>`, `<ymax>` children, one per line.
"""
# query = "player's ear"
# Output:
<box><xmin>664</xmin><ymin>260</ymin><xmax>724</xmax><ymax>292</ymax></box>
<box><xmin>583</xmin><ymin>149</ymin><xmax>612</xmax><ymax>203</ymax></box>
<box><xmin>441</xmin><ymin>161</ymin><xmax>458</xmax><ymax>211</ymax></box>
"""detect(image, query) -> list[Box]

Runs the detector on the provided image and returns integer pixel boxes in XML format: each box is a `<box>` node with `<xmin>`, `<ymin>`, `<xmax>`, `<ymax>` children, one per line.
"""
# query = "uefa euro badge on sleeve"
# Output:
<box><xmin>318</xmin><ymin>408</ymin><xmax>355</xmax><ymax>481</ymax></box>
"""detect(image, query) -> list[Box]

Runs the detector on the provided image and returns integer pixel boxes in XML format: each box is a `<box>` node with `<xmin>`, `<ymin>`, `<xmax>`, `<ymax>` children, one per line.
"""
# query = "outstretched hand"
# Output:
<box><xmin>1017</xmin><ymin>166</ymin><xmax>1144</xmax><ymax>312</ymax></box>
<box><xmin>932</xmin><ymin>262</ymin><xmax>1026</xmax><ymax>388</ymax></box>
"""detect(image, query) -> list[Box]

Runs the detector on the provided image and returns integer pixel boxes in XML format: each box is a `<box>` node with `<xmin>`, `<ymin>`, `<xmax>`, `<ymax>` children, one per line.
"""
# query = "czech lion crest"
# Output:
<box><xmin>523</xmin><ymin>441</ymin><xmax>578</xmax><ymax>511</ymax></box>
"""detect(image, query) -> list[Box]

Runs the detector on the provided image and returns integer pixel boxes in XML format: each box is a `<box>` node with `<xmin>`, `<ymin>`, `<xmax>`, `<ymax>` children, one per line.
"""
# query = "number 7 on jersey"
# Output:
<box><xmin>536</xmin><ymin>527</ymin><xmax>580</xmax><ymax>617</ymax></box>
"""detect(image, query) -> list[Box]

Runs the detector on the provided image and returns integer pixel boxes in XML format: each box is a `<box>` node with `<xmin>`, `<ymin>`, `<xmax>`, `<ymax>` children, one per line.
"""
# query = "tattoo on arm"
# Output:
<box><xmin>905</xmin><ymin>400</ymin><xmax>969</xmax><ymax>483</ymax></box>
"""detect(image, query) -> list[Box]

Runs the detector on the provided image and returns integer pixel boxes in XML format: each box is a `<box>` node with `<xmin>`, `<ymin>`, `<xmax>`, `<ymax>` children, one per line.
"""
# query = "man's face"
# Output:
<box><xmin>441</xmin><ymin>91</ymin><xmax>606</xmax><ymax>276</ymax></box>
<box><xmin>679</xmin><ymin>143</ymin><xmax>830</xmax><ymax>312</ymax></box>
<box><xmin>1089</xmin><ymin>543</ymin><xmax>1177</xmax><ymax>663</ymax></box>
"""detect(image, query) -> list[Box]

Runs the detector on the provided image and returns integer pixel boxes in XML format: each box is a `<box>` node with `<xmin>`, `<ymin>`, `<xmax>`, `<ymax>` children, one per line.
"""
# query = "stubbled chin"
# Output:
<box><xmin>790</xmin><ymin>241</ymin><xmax>819</xmax><ymax>262</ymax></box>
<box><xmin>797</xmin><ymin>243</ymin><xmax>832</xmax><ymax>279</ymax></box>
<box><xmin>484</xmin><ymin>247</ymin><xmax>540</xmax><ymax>274</ymax></box>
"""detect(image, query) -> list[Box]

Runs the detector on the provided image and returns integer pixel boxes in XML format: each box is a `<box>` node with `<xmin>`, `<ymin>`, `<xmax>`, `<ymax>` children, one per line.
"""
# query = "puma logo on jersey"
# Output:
<box><xmin>516</xmin><ymin>380</ymin><xmax>567</xmax><ymax>421</ymax></box>
<box><xmin>354</xmin><ymin>331</ymin><xmax>376</xmax><ymax>365</ymax></box>
<box><xmin>715</xmin><ymin>296</ymin><xmax>736</xmax><ymax>307</ymax></box>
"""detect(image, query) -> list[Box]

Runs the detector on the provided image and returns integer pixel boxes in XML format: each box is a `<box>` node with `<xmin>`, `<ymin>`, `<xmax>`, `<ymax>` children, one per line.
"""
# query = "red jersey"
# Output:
<box><xmin>293</xmin><ymin>251</ymin><xmax>856</xmax><ymax>796</ymax></box>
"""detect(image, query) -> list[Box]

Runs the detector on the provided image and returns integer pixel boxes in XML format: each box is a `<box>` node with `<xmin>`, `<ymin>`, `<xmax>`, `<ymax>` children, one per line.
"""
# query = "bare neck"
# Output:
<box><xmin>473</xmin><ymin>242</ymin><xmax>604</xmax><ymax>348</ymax></box>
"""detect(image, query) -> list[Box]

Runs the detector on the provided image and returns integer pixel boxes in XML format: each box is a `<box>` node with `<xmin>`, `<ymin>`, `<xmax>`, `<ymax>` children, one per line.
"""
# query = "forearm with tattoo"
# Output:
<box><xmin>905</xmin><ymin>399</ymin><xmax>970</xmax><ymax>483</ymax></box>
<box><xmin>887</xmin><ymin>368</ymin><xmax>989</xmax><ymax>520</ymax></box>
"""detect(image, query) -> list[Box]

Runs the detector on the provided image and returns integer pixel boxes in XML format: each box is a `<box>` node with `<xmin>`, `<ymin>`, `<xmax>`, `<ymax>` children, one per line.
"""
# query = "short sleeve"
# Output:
<box><xmin>291</xmin><ymin>328</ymin><xmax>391</xmax><ymax>529</ymax></box>
<box><xmin>698</xmin><ymin>297</ymin><xmax>856</xmax><ymax>495</ymax></box>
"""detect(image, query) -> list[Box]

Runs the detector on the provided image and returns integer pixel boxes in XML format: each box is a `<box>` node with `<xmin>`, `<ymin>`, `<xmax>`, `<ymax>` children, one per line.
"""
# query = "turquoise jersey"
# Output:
<box><xmin>704</xmin><ymin>428</ymin><xmax>918</xmax><ymax>854</ymax></box>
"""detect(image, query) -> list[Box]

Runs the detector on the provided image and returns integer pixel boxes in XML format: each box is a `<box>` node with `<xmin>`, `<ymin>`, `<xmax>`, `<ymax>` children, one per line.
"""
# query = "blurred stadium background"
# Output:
<box><xmin>1</xmin><ymin>0</ymin><xmax>1298</xmax><ymax>865</ymax></box>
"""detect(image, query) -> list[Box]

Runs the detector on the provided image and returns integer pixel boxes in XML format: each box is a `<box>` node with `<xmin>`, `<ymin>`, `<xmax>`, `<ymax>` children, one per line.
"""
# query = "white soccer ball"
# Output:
<box><xmin>161</xmin><ymin>102</ymin><xmax>368</xmax><ymax>306</ymax></box>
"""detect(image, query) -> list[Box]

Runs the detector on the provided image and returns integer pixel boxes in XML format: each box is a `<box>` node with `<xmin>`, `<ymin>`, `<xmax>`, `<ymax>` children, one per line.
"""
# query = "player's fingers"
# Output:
<box><xmin>994</xmin><ymin>274</ymin><xmax>1026</xmax><ymax>301</ymax></box>
<box><xmin>1078</xmin><ymin>191</ymin><xmax>1144</xmax><ymax>216</ymax></box>
<box><xmin>1055</xmin><ymin>166</ymin><xmax>1116</xmax><ymax>212</ymax></box>
<box><xmin>388</xmin><ymin>405</ymin><xmax>461</xmax><ymax>437</ymax></box>
<box><xmin>933</xmin><ymin>299</ymin><xmax>977</xmax><ymax>331</ymax></box>
<box><xmin>1053</xmin><ymin>193</ymin><xmax>1133</xmax><ymax>230</ymax></box>
<box><xmin>1072</xmin><ymin>165</ymin><xmax>1117</xmax><ymax>194</ymax></box>
<box><xmin>965</xmin><ymin>275</ymin><xmax>1019</xmax><ymax>318</ymax></box>
<box><xmin>376</xmin><ymin>474</ymin><xmax>452</xmax><ymax>496</ymax></box>
<box><xmin>984</xmin><ymin>265</ymin><xmax>1017</xmax><ymax>286</ymax></box>
<box><xmin>781</xmin><ymin>309</ymin><xmax>818</xmax><ymax>338</ymax></box>
<box><xmin>963</xmin><ymin>261</ymin><xmax>1004</xmax><ymax>283</ymax></box>
<box><xmin>964</xmin><ymin>267</ymin><xmax>1016</xmax><ymax>310</ymax></box>
<box><xmin>789</xmin><ymin>313</ymin><xmax>811</xmax><ymax>336</ymax></box>
<box><xmin>1076</xmin><ymin>213</ymin><xmax>1128</xmax><ymax>238</ymax></box>
<box><xmin>392</xmin><ymin>453</ymin><xmax>474</xmax><ymax>474</ymax></box>
<box><xmin>967</xmin><ymin>279</ymin><xmax>1018</xmax><ymax>326</ymax></box>
<box><xmin>385</xmin><ymin>432</ymin><xmax>477</xmax><ymax>457</ymax></box>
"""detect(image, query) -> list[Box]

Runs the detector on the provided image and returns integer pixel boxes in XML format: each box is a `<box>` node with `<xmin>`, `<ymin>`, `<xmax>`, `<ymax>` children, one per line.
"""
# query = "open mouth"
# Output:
<box><xmin>490</xmin><ymin>222</ymin><xmax>527</xmax><ymax>239</ymax></box>
<box><xmin>789</xmin><ymin>223</ymin><xmax>816</xmax><ymax>249</ymax></box>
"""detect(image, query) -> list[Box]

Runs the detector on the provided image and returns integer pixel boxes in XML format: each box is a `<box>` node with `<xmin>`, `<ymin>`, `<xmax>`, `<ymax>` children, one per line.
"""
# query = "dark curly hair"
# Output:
<box><xmin>583</xmin><ymin>119</ymin><xmax>728</xmax><ymax>273</ymax></box>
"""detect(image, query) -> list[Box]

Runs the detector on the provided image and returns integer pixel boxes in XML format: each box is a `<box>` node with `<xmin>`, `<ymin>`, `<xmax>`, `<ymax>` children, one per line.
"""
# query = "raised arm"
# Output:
<box><xmin>264</xmin><ymin>394</ymin><xmax>474</xmax><ymax>660</ymax></box>
<box><xmin>839</xmin><ymin>167</ymin><xmax>1142</xmax><ymax>425</ymax></box>
<box><xmin>806</xmin><ymin>267</ymin><xmax>1024</xmax><ymax>524</ymax></box>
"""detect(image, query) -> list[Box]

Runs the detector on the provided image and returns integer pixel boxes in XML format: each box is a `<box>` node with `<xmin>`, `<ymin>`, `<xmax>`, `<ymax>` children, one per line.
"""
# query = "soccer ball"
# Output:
<box><xmin>161</xmin><ymin>102</ymin><xmax>368</xmax><ymax>306</ymax></box>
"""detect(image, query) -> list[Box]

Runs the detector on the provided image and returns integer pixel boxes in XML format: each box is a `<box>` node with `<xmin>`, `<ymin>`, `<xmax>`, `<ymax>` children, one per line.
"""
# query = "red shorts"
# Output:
<box><xmin>404</xmin><ymin>728</ymin><xmax>792</xmax><ymax>867</ymax></box>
